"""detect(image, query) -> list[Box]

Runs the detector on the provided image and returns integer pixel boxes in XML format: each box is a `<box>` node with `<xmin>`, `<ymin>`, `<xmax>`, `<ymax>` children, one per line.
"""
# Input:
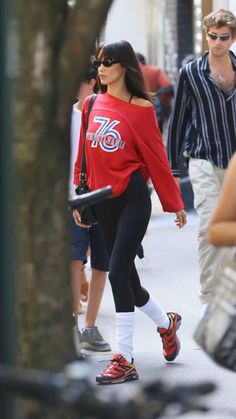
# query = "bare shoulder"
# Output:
<box><xmin>131</xmin><ymin>97</ymin><xmax>153</xmax><ymax>107</ymax></box>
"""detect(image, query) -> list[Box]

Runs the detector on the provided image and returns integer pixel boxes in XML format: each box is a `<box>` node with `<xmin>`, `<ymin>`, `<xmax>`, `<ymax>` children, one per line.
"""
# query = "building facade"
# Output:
<box><xmin>103</xmin><ymin>0</ymin><xmax>236</xmax><ymax>82</ymax></box>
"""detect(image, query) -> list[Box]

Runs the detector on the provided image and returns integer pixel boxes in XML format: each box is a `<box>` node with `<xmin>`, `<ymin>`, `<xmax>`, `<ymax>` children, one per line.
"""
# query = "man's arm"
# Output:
<box><xmin>166</xmin><ymin>69</ymin><xmax>189</xmax><ymax>177</ymax></box>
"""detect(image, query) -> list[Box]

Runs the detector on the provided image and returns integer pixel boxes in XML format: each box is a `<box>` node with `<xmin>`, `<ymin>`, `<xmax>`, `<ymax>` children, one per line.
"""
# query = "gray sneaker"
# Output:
<box><xmin>74</xmin><ymin>326</ymin><xmax>111</xmax><ymax>352</ymax></box>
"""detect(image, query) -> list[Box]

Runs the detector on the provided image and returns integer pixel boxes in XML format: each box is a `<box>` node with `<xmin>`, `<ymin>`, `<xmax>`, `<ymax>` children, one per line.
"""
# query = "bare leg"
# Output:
<box><xmin>84</xmin><ymin>269</ymin><xmax>106</xmax><ymax>328</ymax></box>
<box><xmin>71</xmin><ymin>260</ymin><xmax>84</xmax><ymax>320</ymax></box>
<box><xmin>80</xmin><ymin>267</ymin><xmax>89</xmax><ymax>302</ymax></box>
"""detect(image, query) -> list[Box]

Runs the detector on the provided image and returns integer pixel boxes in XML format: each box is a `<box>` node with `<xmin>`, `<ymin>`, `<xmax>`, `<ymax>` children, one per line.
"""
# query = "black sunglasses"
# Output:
<box><xmin>208</xmin><ymin>32</ymin><xmax>231</xmax><ymax>41</ymax></box>
<box><xmin>93</xmin><ymin>59</ymin><xmax>119</xmax><ymax>68</ymax></box>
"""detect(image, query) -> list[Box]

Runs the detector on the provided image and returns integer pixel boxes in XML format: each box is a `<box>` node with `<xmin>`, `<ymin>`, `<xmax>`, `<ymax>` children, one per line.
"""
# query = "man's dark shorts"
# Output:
<box><xmin>70</xmin><ymin>214</ymin><xmax>109</xmax><ymax>272</ymax></box>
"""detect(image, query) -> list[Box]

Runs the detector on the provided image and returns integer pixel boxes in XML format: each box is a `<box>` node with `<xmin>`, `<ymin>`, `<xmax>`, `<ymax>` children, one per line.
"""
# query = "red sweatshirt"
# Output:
<box><xmin>74</xmin><ymin>92</ymin><xmax>184</xmax><ymax>212</ymax></box>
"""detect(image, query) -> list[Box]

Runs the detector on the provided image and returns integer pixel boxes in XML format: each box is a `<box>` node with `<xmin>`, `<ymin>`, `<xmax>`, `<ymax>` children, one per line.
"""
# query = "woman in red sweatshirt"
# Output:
<box><xmin>73</xmin><ymin>40</ymin><xmax>187</xmax><ymax>385</ymax></box>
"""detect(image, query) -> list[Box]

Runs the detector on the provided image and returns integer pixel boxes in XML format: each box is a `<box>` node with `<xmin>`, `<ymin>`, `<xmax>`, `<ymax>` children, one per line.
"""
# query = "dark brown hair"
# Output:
<box><xmin>203</xmin><ymin>9</ymin><xmax>236</xmax><ymax>37</ymax></box>
<box><xmin>94</xmin><ymin>40</ymin><xmax>151</xmax><ymax>101</ymax></box>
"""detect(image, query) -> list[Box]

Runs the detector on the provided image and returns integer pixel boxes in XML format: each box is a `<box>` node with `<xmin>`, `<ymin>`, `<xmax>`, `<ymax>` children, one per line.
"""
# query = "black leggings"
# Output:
<box><xmin>93</xmin><ymin>171</ymin><xmax>152</xmax><ymax>312</ymax></box>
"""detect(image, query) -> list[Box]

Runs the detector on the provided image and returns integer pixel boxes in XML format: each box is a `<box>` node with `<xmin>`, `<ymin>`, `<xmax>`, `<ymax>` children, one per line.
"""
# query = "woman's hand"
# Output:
<box><xmin>72</xmin><ymin>209</ymin><xmax>91</xmax><ymax>228</ymax></box>
<box><xmin>175</xmin><ymin>210</ymin><xmax>187</xmax><ymax>229</ymax></box>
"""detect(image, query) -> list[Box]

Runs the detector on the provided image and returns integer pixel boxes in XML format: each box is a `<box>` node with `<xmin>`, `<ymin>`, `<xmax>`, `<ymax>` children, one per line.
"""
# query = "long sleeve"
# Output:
<box><xmin>133</xmin><ymin>108</ymin><xmax>184</xmax><ymax>212</ymax></box>
<box><xmin>69</xmin><ymin>105</ymin><xmax>82</xmax><ymax>199</ymax></box>
<box><xmin>167</xmin><ymin>68</ymin><xmax>190</xmax><ymax>177</ymax></box>
<box><xmin>73</xmin><ymin>98</ymin><xmax>89</xmax><ymax>185</ymax></box>
<box><xmin>73</xmin><ymin>92</ymin><xmax>184</xmax><ymax>210</ymax></box>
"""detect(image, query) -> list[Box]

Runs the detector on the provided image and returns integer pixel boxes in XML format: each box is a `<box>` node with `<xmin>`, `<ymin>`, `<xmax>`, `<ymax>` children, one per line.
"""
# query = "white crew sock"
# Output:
<box><xmin>138</xmin><ymin>296</ymin><xmax>170</xmax><ymax>329</ymax></box>
<box><xmin>115</xmin><ymin>312</ymin><xmax>135</xmax><ymax>364</ymax></box>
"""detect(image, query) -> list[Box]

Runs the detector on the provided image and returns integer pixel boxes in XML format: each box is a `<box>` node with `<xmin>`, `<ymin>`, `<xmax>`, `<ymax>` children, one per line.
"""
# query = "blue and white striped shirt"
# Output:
<box><xmin>167</xmin><ymin>51</ymin><xmax>236</xmax><ymax>176</ymax></box>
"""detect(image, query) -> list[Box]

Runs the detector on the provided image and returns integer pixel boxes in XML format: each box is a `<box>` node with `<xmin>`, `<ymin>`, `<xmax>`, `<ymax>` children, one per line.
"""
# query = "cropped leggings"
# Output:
<box><xmin>93</xmin><ymin>171</ymin><xmax>151</xmax><ymax>312</ymax></box>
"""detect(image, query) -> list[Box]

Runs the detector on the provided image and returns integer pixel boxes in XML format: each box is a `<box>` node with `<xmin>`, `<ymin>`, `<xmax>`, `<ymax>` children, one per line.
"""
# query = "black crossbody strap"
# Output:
<box><xmin>80</xmin><ymin>94</ymin><xmax>97</xmax><ymax>176</ymax></box>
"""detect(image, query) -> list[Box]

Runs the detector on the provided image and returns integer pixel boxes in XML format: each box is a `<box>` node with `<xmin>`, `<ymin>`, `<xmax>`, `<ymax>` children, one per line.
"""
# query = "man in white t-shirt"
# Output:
<box><xmin>69</xmin><ymin>64</ymin><xmax>110</xmax><ymax>353</ymax></box>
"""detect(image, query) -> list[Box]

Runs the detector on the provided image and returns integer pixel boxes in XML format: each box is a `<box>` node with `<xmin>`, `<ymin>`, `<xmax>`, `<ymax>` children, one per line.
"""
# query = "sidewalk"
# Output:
<box><xmin>80</xmin><ymin>192</ymin><xmax>236</xmax><ymax>419</ymax></box>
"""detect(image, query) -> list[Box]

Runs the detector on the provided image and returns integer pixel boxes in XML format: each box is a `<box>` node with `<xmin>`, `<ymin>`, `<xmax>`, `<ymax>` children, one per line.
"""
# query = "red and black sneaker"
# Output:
<box><xmin>157</xmin><ymin>312</ymin><xmax>182</xmax><ymax>361</ymax></box>
<box><xmin>96</xmin><ymin>353</ymin><xmax>139</xmax><ymax>385</ymax></box>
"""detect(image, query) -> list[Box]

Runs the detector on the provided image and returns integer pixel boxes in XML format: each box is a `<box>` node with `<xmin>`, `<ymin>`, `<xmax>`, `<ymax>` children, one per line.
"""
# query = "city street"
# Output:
<box><xmin>80</xmin><ymin>193</ymin><xmax>236</xmax><ymax>419</ymax></box>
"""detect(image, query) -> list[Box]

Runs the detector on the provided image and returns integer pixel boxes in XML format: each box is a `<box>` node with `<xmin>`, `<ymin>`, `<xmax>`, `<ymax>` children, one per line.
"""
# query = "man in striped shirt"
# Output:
<box><xmin>167</xmin><ymin>9</ymin><xmax>236</xmax><ymax>312</ymax></box>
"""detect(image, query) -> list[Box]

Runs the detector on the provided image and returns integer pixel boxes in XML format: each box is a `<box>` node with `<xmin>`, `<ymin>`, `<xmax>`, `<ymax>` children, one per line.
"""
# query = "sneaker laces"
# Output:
<box><xmin>83</xmin><ymin>327</ymin><xmax>103</xmax><ymax>340</ymax></box>
<box><xmin>158</xmin><ymin>314</ymin><xmax>177</xmax><ymax>349</ymax></box>
<box><xmin>103</xmin><ymin>355</ymin><xmax>131</xmax><ymax>375</ymax></box>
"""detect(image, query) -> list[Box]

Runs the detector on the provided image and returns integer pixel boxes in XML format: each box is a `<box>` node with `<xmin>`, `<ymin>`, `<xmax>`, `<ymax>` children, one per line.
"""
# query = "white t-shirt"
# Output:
<box><xmin>69</xmin><ymin>103</ymin><xmax>82</xmax><ymax>200</ymax></box>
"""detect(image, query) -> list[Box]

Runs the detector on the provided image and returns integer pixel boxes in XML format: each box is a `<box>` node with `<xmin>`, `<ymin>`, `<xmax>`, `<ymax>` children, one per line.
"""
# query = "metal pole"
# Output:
<box><xmin>0</xmin><ymin>0</ymin><xmax>15</xmax><ymax>417</ymax></box>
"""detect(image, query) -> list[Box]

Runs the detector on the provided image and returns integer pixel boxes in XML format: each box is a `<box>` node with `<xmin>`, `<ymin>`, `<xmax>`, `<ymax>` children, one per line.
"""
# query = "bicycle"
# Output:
<box><xmin>0</xmin><ymin>359</ymin><xmax>216</xmax><ymax>419</ymax></box>
<box><xmin>0</xmin><ymin>186</ymin><xmax>228</xmax><ymax>418</ymax></box>
<box><xmin>68</xmin><ymin>185</ymin><xmax>113</xmax><ymax>210</ymax></box>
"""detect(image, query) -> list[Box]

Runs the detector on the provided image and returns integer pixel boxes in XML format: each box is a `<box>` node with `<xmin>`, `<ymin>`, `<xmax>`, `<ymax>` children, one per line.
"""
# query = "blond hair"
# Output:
<box><xmin>203</xmin><ymin>9</ymin><xmax>236</xmax><ymax>36</ymax></box>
